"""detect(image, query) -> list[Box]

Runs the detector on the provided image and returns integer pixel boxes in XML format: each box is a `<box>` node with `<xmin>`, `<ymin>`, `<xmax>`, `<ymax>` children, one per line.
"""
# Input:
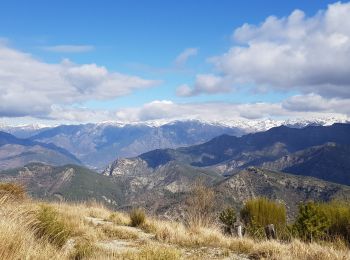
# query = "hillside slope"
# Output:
<box><xmin>105</xmin><ymin>124</ymin><xmax>350</xmax><ymax>186</ymax></box>
<box><xmin>0</xmin><ymin>131</ymin><xmax>81</xmax><ymax>170</ymax></box>
<box><xmin>216</xmin><ymin>167</ymin><xmax>350</xmax><ymax>217</ymax></box>
<box><xmin>261</xmin><ymin>143</ymin><xmax>350</xmax><ymax>185</ymax></box>
<box><xmin>136</xmin><ymin>123</ymin><xmax>350</xmax><ymax>169</ymax></box>
<box><xmin>0</xmin><ymin>163</ymin><xmax>125</xmax><ymax>205</ymax></box>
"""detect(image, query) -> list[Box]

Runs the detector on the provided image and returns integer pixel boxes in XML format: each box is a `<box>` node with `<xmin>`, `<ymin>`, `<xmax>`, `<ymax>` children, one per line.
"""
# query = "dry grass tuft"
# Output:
<box><xmin>119</xmin><ymin>244</ymin><xmax>181</xmax><ymax>260</ymax></box>
<box><xmin>100</xmin><ymin>225</ymin><xmax>139</xmax><ymax>240</ymax></box>
<box><xmin>33</xmin><ymin>205</ymin><xmax>73</xmax><ymax>248</ymax></box>
<box><xmin>71</xmin><ymin>237</ymin><xmax>95</xmax><ymax>260</ymax></box>
<box><xmin>108</xmin><ymin>212</ymin><xmax>130</xmax><ymax>225</ymax></box>
<box><xmin>130</xmin><ymin>208</ymin><xmax>146</xmax><ymax>227</ymax></box>
<box><xmin>0</xmin><ymin>182</ymin><xmax>26</xmax><ymax>203</ymax></box>
<box><xmin>0</xmin><ymin>199</ymin><xmax>63</xmax><ymax>259</ymax></box>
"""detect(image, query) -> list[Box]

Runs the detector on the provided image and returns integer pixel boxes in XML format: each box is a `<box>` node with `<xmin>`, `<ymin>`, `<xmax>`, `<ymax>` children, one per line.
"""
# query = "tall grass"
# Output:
<box><xmin>33</xmin><ymin>205</ymin><xmax>73</xmax><ymax>248</ymax></box>
<box><xmin>0</xmin><ymin>185</ymin><xmax>63</xmax><ymax>259</ymax></box>
<box><xmin>184</xmin><ymin>181</ymin><xmax>216</xmax><ymax>228</ymax></box>
<box><xmin>140</xmin><ymin>216</ymin><xmax>350</xmax><ymax>259</ymax></box>
<box><xmin>1</xmin><ymin>182</ymin><xmax>350</xmax><ymax>259</ymax></box>
<box><xmin>0</xmin><ymin>182</ymin><xmax>26</xmax><ymax>203</ymax></box>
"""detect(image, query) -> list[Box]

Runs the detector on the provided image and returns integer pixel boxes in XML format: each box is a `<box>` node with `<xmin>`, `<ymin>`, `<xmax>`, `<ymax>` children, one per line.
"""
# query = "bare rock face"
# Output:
<box><xmin>103</xmin><ymin>158</ymin><xmax>151</xmax><ymax>177</ymax></box>
<box><xmin>215</xmin><ymin>167</ymin><xmax>350</xmax><ymax>218</ymax></box>
<box><xmin>48</xmin><ymin>168</ymin><xmax>74</xmax><ymax>194</ymax></box>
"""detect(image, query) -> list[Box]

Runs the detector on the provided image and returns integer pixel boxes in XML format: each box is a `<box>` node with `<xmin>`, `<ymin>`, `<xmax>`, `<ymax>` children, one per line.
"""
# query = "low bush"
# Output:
<box><xmin>129</xmin><ymin>208</ymin><xmax>146</xmax><ymax>227</ymax></box>
<box><xmin>240</xmin><ymin>197</ymin><xmax>286</xmax><ymax>238</ymax></box>
<box><xmin>319</xmin><ymin>201</ymin><xmax>350</xmax><ymax>243</ymax></box>
<box><xmin>219</xmin><ymin>207</ymin><xmax>236</xmax><ymax>234</ymax></box>
<box><xmin>293</xmin><ymin>202</ymin><xmax>330</xmax><ymax>242</ymax></box>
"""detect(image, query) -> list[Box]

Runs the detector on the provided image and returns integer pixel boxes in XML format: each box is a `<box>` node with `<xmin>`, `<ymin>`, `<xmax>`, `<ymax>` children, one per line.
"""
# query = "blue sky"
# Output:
<box><xmin>0</xmin><ymin>0</ymin><xmax>349</xmax><ymax>125</ymax></box>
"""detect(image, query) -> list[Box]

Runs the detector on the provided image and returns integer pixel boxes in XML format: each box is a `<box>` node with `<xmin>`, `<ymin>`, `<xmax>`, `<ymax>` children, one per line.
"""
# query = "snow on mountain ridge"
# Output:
<box><xmin>0</xmin><ymin>116</ymin><xmax>348</xmax><ymax>133</ymax></box>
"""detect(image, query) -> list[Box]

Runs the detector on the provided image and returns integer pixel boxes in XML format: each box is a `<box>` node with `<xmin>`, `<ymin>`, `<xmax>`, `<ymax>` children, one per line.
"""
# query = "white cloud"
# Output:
<box><xmin>0</xmin><ymin>43</ymin><xmax>159</xmax><ymax>118</ymax></box>
<box><xmin>174</xmin><ymin>48</ymin><xmax>198</xmax><ymax>65</ymax></box>
<box><xmin>48</xmin><ymin>105</ymin><xmax>114</xmax><ymax>122</ymax></box>
<box><xmin>180</xmin><ymin>2</ymin><xmax>350</xmax><ymax>98</ymax></box>
<box><xmin>108</xmin><ymin>97</ymin><xmax>350</xmax><ymax>123</ymax></box>
<box><xmin>42</xmin><ymin>44</ymin><xmax>95</xmax><ymax>53</ymax></box>
<box><xmin>176</xmin><ymin>74</ymin><xmax>231</xmax><ymax>96</ymax></box>
<box><xmin>282</xmin><ymin>93</ymin><xmax>350</xmax><ymax>114</ymax></box>
<box><xmin>5</xmin><ymin>94</ymin><xmax>349</xmax><ymax>125</ymax></box>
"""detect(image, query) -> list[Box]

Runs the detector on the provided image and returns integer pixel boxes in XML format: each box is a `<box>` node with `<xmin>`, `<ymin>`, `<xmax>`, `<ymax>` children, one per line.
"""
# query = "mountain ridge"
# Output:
<box><xmin>105</xmin><ymin>123</ymin><xmax>350</xmax><ymax>189</ymax></box>
<box><xmin>0</xmin><ymin>131</ymin><xmax>81</xmax><ymax>170</ymax></box>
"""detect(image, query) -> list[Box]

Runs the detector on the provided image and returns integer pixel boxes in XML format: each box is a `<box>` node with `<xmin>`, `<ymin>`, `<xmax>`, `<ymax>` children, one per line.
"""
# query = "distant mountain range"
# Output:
<box><xmin>27</xmin><ymin>120</ymin><xmax>243</xmax><ymax>169</ymax></box>
<box><xmin>0</xmin><ymin>117</ymin><xmax>348</xmax><ymax>170</ymax></box>
<box><xmin>105</xmin><ymin>123</ymin><xmax>350</xmax><ymax>186</ymax></box>
<box><xmin>2</xmin><ymin>122</ymin><xmax>350</xmax><ymax>218</ymax></box>
<box><xmin>0</xmin><ymin>131</ymin><xmax>81</xmax><ymax>170</ymax></box>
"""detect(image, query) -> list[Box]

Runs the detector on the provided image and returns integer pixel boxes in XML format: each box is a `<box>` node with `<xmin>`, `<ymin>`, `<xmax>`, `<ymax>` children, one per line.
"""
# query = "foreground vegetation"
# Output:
<box><xmin>1</xmin><ymin>183</ymin><xmax>350</xmax><ymax>259</ymax></box>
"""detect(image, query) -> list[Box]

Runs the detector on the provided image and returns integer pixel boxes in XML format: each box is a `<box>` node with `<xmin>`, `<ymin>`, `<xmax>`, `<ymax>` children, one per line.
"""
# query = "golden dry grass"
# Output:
<box><xmin>141</xmin><ymin>216</ymin><xmax>350</xmax><ymax>260</ymax></box>
<box><xmin>0</xmin><ymin>199</ymin><xmax>63</xmax><ymax>259</ymax></box>
<box><xmin>1</xmin><ymin>184</ymin><xmax>349</xmax><ymax>260</ymax></box>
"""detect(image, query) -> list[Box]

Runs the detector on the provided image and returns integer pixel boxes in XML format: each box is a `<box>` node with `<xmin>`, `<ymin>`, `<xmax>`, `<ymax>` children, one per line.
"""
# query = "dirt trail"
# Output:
<box><xmin>84</xmin><ymin>216</ymin><xmax>249</xmax><ymax>259</ymax></box>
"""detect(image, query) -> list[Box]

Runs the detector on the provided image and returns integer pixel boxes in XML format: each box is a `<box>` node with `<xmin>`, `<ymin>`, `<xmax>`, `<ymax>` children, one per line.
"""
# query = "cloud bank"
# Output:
<box><xmin>2</xmin><ymin>2</ymin><xmax>350</xmax><ymax>125</ymax></box>
<box><xmin>39</xmin><ymin>95</ymin><xmax>349</xmax><ymax>124</ymax></box>
<box><xmin>179</xmin><ymin>2</ymin><xmax>350</xmax><ymax>98</ymax></box>
<box><xmin>0</xmin><ymin>43</ymin><xmax>159</xmax><ymax>118</ymax></box>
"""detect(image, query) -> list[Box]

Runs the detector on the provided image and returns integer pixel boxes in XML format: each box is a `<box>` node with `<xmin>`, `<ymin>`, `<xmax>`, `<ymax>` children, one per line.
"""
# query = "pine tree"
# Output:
<box><xmin>293</xmin><ymin>202</ymin><xmax>330</xmax><ymax>242</ymax></box>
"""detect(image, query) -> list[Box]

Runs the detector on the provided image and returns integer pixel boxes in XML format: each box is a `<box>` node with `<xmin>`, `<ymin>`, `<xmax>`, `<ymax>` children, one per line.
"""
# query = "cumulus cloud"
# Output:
<box><xmin>180</xmin><ymin>2</ymin><xmax>350</xmax><ymax>98</ymax></box>
<box><xmin>176</xmin><ymin>74</ymin><xmax>231</xmax><ymax>96</ymax></box>
<box><xmin>111</xmin><ymin>100</ymin><xmax>283</xmax><ymax>122</ymax></box>
<box><xmin>174</xmin><ymin>48</ymin><xmax>198</xmax><ymax>66</ymax></box>
<box><xmin>0</xmin><ymin>43</ymin><xmax>159</xmax><ymax>118</ymax></box>
<box><xmin>42</xmin><ymin>44</ymin><xmax>95</xmax><ymax>53</ymax></box>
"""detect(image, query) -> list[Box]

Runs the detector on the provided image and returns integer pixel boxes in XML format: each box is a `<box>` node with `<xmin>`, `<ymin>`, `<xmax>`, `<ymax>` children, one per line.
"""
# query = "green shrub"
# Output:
<box><xmin>318</xmin><ymin>201</ymin><xmax>350</xmax><ymax>243</ymax></box>
<box><xmin>33</xmin><ymin>205</ymin><xmax>72</xmax><ymax>247</ymax></box>
<box><xmin>240</xmin><ymin>197</ymin><xmax>286</xmax><ymax>238</ymax></box>
<box><xmin>293</xmin><ymin>202</ymin><xmax>330</xmax><ymax>242</ymax></box>
<box><xmin>129</xmin><ymin>208</ymin><xmax>146</xmax><ymax>227</ymax></box>
<box><xmin>219</xmin><ymin>207</ymin><xmax>236</xmax><ymax>234</ymax></box>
